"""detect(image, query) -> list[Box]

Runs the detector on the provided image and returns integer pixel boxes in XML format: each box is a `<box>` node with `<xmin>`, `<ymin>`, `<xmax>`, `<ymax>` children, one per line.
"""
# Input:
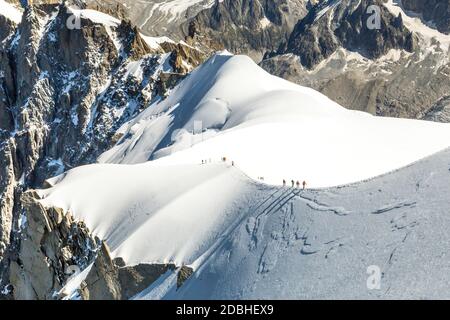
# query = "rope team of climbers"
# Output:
<box><xmin>200</xmin><ymin>156</ymin><xmax>308</xmax><ymax>190</ymax></box>
<box><xmin>283</xmin><ymin>179</ymin><xmax>307</xmax><ymax>190</ymax></box>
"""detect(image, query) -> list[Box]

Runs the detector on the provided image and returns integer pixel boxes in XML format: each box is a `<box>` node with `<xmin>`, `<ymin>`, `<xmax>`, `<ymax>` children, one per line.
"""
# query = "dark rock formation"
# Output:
<box><xmin>402</xmin><ymin>0</ymin><xmax>450</xmax><ymax>34</ymax></box>
<box><xmin>261</xmin><ymin>0</ymin><xmax>450</xmax><ymax>121</ymax></box>
<box><xmin>422</xmin><ymin>95</ymin><xmax>450</xmax><ymax>122</ymax></box>
<box><xmin>116</xmin><ymin>20</ymin><xmax>153</xmax><ymax>60</ymax></box>
<box><xmin>9</xmin><ymin>191</ymin><xmax>101</xmax><ymax>300</ymax></box>
<box><xmin>183</xmin><ymin>0</ymin><xmax>308</xmax><ymax>61</ymax></box>
<box><xmin>177</xmin><ymin>265</ymin><xmax>194</xmax><ymax>289</ymax></box>
<box><xmin>77</xmin><ymin>242</ymin><xmax>182</xmax><ymax>300</ymax></box>
<box><xmin>283</xmin><ymin>0</ymin><xmax>416</xmax><ymax>69</ymax></box>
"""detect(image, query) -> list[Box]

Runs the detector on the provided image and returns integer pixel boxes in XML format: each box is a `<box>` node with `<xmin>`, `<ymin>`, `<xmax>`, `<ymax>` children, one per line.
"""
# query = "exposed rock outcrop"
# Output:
<box><xmin>183</xmin><ymin>0</ymin><xmax>309</xmax><ymax>61</ymax></box>
<box><xmin>0</xmin><ymin>13</ymin><xmax>19</xmax><ymax>43</ymax></box>
<box><xmin>282</xmin><ymin>0</ymin><xmax>416</xmax><ymax>69</ymax></box>
<box><xmin>402</xmin><ymin>0</ymin><xmax>450</xmax><ymax>34</ymax></box>
<box><xmin>422</xmin><ymin>96</ymin><xmax>450</xmax><ymax>123</ymax></box>
<box><xmin>0</xmin><ymin>141</ymin><xmax>17</xmax><ymax>264</ymax></box>
<box><xmin>9</xmin><ymin>191</ymin><xmax>101</xmax><ymax>300</ymax></box>
<box><xmin>116</xmin><ymin>19</ymin><xmax>153</xmax><ymax>60</ymax></box>
<box><xmin>79</xmin><ymin>245</ymin><xmax>177</xmax><ymax>300</ymax></box>
<box><xmin>177</xmin><ymin>266</ymin><xmax>194</xmax><ymax>289</ymax></box>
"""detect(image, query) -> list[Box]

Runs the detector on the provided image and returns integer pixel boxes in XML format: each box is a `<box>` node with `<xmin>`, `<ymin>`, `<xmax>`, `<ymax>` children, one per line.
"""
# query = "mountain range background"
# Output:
<box><xmin>1</xmin><ymin>0</ymin><xmax>450</xmax><ymax>299</ymax></box>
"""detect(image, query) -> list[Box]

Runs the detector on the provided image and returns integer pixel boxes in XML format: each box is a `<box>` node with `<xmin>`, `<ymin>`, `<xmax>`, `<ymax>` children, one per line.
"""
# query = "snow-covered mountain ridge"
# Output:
<box><xmin>14</xmin><ymin>52</ymin><xmax>450</xmax><ymax>299</ymax></box>
<box><xmin>98</xmin><ymin>52</ymin><xmax>450</xmax><ymax>187</ymax></box>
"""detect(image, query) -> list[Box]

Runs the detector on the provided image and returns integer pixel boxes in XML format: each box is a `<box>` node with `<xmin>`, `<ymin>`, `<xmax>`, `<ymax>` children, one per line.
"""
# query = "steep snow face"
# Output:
<box><xmin>0</xmin><ymin>0</ymin><xmax>22</xmax><ymax>24</ymax></box>
<box><xmin>99</xmin><ymin>52</ymin><xmax>450</xmax><ymax>188</ymax></box>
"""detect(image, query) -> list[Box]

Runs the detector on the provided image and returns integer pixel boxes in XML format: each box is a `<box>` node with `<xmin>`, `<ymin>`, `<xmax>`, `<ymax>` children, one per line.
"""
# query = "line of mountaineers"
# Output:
<box><xmin>200</xmin><ymin>157</ymin><xmax>307</xmax><ymax>190</ymax></box>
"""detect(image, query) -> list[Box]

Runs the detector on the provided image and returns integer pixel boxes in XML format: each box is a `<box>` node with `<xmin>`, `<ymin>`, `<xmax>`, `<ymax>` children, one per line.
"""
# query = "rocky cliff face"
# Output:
<box><xmin>78</xmin><ymin>245</ymin><xmax>177</xmax><ymax>300</ymax></box>
<box><xmin>280</xmin><ymin>0</ymin><xmax>416</xmax><ymax>69</ymax></box>
<box><xmin>77</xmin><ymin>0</ymin><xmax>309</xmax><ymax>61</ymax></box>
<box><xmin>8</xmin><ymin>191</ymin><xmax>101</xmax><ymax>300</ymax></box>
<box><xmin>184</xmin><ymin>0</ymin><xmax>308</xmax><ymax>61</ymax></box>
<box><xmin>0</xmin><ymin>1</ymin><xmax>205</xmax><ymax>297</ymax></box>
<box><xmin>402</xmin><ymin>0</ymin><xmax>450</xmax><ymax>34</ymax></box>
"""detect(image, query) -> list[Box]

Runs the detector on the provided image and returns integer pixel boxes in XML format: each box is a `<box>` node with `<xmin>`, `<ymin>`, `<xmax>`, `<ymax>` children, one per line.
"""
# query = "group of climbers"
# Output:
<box><xmin>283</xmin><ymin>179</ymin><xmax>307</xmax><ymax>190</ymax></box>
<box><xmin>202</xmin><ymin>157</ymin><xmax>308</xmax><ymax>190</ymax></box>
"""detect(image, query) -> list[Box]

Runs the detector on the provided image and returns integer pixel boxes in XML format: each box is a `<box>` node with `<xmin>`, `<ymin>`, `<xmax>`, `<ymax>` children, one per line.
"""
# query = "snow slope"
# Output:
<box><xmin>99</xmin><ymin>52</ymin><xmax>450</xmax><ymax>188</ymax></box>
<box><xmin>0</xmin><ymin>0</ymin><xmax>23</xmax><ymax>24</ymax></box>
<box><xmin>140</xmin><ymin>34</ymin><xmax>175</xmax><ymax>50</ymax></box>
<box><xmin>39</xmin><ymin>162</ymin><xmax>258</xmax><ymax>267</ymax></box>
<box><xmin>135</xmin><ymin>147</ymin><xmax>450</xmax><ymax>299</ymax></box>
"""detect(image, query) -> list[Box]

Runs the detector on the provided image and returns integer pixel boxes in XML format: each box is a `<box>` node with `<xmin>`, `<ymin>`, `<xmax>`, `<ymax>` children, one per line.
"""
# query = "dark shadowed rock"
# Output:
<box><xmin>80</xmin><ymin>243</ymin><xmax>176</xmax><ymax>300</ymax></box>
<box><xmin>183</xmin><ymin>0</ymin><xmax>308</xmax><ymax>61</ymax></box>
<box><xmin>9</xmin><ymin>191</ymin><xmax>101</xmax><ymax>300</ymax></box>
<box><xmin>284</xmin><ymin>0</ymin><xmax>416</xmax><ymax>69</ymax></box>
<box><xmin>177</xmin><ymin>265</ymin><xmax>194</xmax><ymax>289</ymax></box>
<box><xmin>402</xmin><ymin>0</ymin><xmax>450</xmax><ymax>34</ymax></box>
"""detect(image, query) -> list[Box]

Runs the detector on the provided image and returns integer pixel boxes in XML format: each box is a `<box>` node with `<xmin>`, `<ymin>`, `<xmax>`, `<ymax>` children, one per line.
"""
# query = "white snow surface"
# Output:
<box><xmin>0</xmin><ymin>0</ymin><xmax>22</xmax><ymax>24</ymax></box>
<box><xmin>67</xmin><ymin>7</ymin><xmax>120</xmax><ymax>27</ymax></box>
<box><xmin>39</xmin><ymin>163</ymin><xmax>256</xmax><ymax>267</ymax></box>
<box><xmin>38</xmin><ymin>145</ymin><xmax>450</xmax><ymax>299</ymax></box>
<box><xmin>140</xmin><ymin>35</ymin><xmax>175</xmax><ymax>50</ymax></box>
<box><xmin>140</xmin><ymin>0</ymin><xmax>217</xmax><ymax>25</ymax></box>
<box><xmin>99</xmin><ymin>52</ymin><xmax>450</xmax><ymax>188</ymax></box>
